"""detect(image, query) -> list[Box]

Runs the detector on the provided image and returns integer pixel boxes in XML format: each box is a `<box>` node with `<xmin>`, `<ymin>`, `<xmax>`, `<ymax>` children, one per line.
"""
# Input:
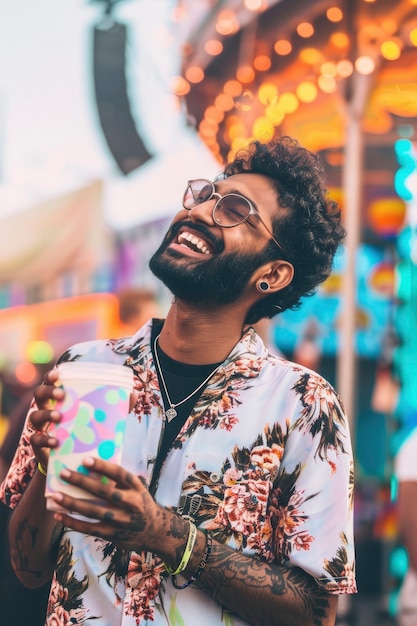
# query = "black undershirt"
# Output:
<box><xmin>149</xmin><ymin>321</ymin><xmax>222</xmax><ymax>492</ymax></box>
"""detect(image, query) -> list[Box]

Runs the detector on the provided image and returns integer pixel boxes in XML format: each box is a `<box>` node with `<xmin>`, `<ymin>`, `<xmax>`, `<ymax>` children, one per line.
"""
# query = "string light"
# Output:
<box><xmin>355</xmin><ymin>55</ymin><xmax>376</xmax><ymax>75</ymax></box>
<box><xmin>297</xmin><ymin>22</ymin><xmax>314</xmax><ymax>38</ymax></box>
<box><xmin>274</xmin><ymin>39</ymin><xmax>292</xmax><ymax>55</ymax></box>
<box><xmin>205</xmin><ymin>40</ymin><xmax>223</xmax><ymax>55</ymax></box>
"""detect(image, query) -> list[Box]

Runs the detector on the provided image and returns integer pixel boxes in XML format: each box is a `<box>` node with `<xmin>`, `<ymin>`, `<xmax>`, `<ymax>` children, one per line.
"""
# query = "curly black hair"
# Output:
<box><xmin>222</xmin><ymin>136</ymin><xmax>346</xmax><ymax>324</ymax></box>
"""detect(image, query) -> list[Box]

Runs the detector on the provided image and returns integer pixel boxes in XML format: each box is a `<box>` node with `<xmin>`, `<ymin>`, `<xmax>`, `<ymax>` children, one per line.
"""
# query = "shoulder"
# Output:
<box><xmin>56</xmin><ymin>319</ymin><xmax>154</xmax><ymax>365</ymax></box>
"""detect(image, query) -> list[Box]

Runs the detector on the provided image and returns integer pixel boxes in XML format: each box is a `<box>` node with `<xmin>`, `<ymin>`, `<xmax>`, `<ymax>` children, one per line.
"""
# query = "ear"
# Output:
<box><xmin>255</xmin><ymin>260</ymin><xmax>294</xmax><ymax>294</ymax></box>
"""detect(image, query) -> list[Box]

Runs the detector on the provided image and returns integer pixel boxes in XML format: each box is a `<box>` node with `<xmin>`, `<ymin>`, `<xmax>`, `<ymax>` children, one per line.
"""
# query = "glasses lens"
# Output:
<box><xmin>214</xmin><ymin>194</ymin><xmax>252</xmax><ymax>227</ymax></box>
<box><xmin>183</xmin><ymin>180</ymin><xmax>213</xmax><ymax>209</ymax></box>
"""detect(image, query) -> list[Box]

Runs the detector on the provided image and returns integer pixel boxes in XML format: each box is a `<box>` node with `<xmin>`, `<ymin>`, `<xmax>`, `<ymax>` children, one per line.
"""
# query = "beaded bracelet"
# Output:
<box><xmin>165</xmin><ymin>521</ymin><xmax>197</xmax><ymax>576</ymax></box>
<box><xmin>173</xmin><ymin>531</ymin><xmax>212</xmax><ymax>590</ymax></box>
<box><xmin>37</xmin><ymin>462</ymin><xmax>48</xmax><ymax>476</ymax></box>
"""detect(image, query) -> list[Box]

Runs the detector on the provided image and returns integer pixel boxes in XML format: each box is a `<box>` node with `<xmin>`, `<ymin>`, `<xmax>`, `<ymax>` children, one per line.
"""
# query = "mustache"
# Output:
<box><xmin>165</xmin><ymin>219</ymin><xmax>224</xmax><ymax>254</ymax></box>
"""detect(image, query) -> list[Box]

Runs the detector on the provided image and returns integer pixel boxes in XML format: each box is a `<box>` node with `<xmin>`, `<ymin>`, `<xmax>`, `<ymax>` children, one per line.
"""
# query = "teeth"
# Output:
<box><xmin>178</xmin><ymin>231</ymin><xmax>211</xmax><ymax>255</ymax></box>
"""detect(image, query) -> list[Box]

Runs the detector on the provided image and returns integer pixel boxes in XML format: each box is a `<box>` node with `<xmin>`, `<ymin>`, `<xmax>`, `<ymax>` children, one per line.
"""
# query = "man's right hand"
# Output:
<box><xmin>29</xmin><ymin>368</ymin><xmax>64</xmax><ymax>471</ymax></box>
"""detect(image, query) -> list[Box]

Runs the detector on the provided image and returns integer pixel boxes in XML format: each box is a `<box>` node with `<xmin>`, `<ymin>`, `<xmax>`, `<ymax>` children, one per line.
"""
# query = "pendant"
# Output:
<box><xmin>165</xmin><ymin>407</ymin><xmax>177</xmax><ymax>421</ymax></box>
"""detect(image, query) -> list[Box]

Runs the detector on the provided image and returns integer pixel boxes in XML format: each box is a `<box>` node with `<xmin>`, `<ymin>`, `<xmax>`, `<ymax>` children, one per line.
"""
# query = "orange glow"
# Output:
<box><xmin>380</xmin><ymin>40</ymin><xmax>402</xmax><ymax>61</ymax></box>
<box><xmin>215</xmin><ymin>93</ymin><xmax>235</xmax><ymax>111</ymax></box>
<box><xmin>205</xmin><ymin>40</ymin><xmax>223</xmax><ymax>56</ymax></box>
<box><xmin>274</xmin><ymin>39</ymin><xmax>292</xmax><ymax>55</ymax></box>
<box><xmin>204</xmin><ymin>106</ymin><xmax>224</xmax><ymax>123</ymax></box>
<box><xmin>236</xmin><ymin>65</ymin><xmax>255</xmax><ymax>83</ymax></box>
<box><xmin>299</xmin><ymin>48</ymin><xmax>323</xmax><ymax>65</ymax></box>
<box><xmin>355</xmin><ymin>56</ymin><xmax>375</xmax><ymax>75</ymax></box>
<box><xmin>411</xmin><ymin>28</ymin><xmax>417</xmax><ymax>46</ymax></box>
<box><xmin>15</xmin><ymin>361</ymin><xmax>38</xmax><ymax>385</ymax></box>
<box><xmin>265</xmin><ymin>103</ymin><xmax>285</xmax><ymax>125</ymax></box>
<box><xmin>296</xmin><ymin>81</ymin><xmax>318</xmax><ymax>103</ymax></box>
<box><xmin>326</xmin><ymin>7</ymin><xmax>343</xmax><ymax>22</ymax></box>
<box><xmin>228</xmin><ymin>121</ymin><xmax>247</xmax><ymax>139</ymax></box>
<box><xmin>297</xmin><ymin>22</ymin><xmax>314</xmax><ymax>38</ymax></box>
<box><xmin>337</xmin><ymin>59</ymin><xmax>353</xmax><ymax>77</ymax></box>
<box><xmin>185</xmin><ymin>66</ymin><xmax>204</xmax><ymax>83</ymax></box>
<box><xmin>279</xmin><ymin>92</ymin><xmax>299</xmax><ymax>113</ymax></box>
<box><xmin>254</xmin><ymin>54</ymin><xmax>271</xmax><ymax>71</ymax></box>
<box><xmin>381</xmin><ymin>19</ymin><xmax>398</xmax><ymax>36</ymax></box>
<box><xmin>216</xmin><ymin>11</ymin><xmax>238</xmax><ymax>36</ymax></box>
<box><xmin>258</xmin><ymin>82</ymin><xmax>278</xmax><ymax>105</ymax></box>
<box><xmin>169</xmin><ymin>76</ymin><xmax>190</xmax><ymax>96</ymax></box>
<box><xmin>368</xmin><ymin>197</ymin><xmax>406</xmax><ymax>236</ymax></box>
<box><xmin>199</xmin><ymin>120</ymin><xmax>218</xmax><ymax>136</ymax></box>
<box><xmin>320</xmin><ymin>61</ymin><xmax>337</xmax><ymax>77</ymax></box>
<box><xmin>330</xmin><ymin>32</ymin><xmax>349</xmax><ymax>48</ymax></box>
<box><xmin>318</xmin><ymin>74</ymin><xmax>336</xmax><ymax>93</ymax></box>
<box><xmin>244</xmin><ymin>0</ymin><xmax>267</xmax><ymax>9</ymax></box>
<box><xmin>224</xmin><ymin>80</ymin><xmax>243</xmax><ymax>97</ymax></box>
<box><xmin>252</xmin><ymin>117</ymin><xmax>274</xmax><ymax>140</ymax></box>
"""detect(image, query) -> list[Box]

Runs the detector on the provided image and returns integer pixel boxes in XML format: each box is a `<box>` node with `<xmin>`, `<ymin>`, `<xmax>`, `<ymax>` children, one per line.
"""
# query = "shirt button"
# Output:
<box><xmin>210</xmin><ymin>472</ymin><xmax>221</xmax><ymax>483</ymax></box>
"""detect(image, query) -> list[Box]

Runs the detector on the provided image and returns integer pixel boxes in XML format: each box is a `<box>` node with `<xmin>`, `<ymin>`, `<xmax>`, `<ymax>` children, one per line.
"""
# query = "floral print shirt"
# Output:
<box><xmin>0</xmin><ymin>320</ymin><xmax>357</xmax><ymax>625</ymax></box>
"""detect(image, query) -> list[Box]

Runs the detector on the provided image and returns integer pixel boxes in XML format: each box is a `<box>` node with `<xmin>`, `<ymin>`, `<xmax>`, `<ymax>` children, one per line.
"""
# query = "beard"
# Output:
<box><xmin>149</xmin><ymin>223</ymin><xmax>274</xmax><ymax>306</ymax></box>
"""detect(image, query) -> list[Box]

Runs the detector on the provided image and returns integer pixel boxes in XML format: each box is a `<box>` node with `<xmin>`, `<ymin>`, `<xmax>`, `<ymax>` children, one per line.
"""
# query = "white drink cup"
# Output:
<box><xmin>45</xmin><ymin>361</ymin><xmax>134</xmax><ymax>514</ymax></box>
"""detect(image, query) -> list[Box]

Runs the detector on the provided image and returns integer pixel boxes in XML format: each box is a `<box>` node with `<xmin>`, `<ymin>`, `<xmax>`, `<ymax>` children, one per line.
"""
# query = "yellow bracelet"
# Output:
<box><xmin>37</xmin><ymin>462</ymin><xmax>47</xmax><ymax>476</ymax></box>
<box><xmin>165</xmin><ymin>521</ymin><xmax>197</xmax><ymax>576</ymax></box>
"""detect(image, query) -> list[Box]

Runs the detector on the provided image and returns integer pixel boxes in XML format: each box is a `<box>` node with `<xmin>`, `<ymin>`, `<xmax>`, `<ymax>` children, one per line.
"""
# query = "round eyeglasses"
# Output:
<box><xmin>182</xmin><ymin>178</ymin><xmax>284</xmax><ymax>254</ymax></box>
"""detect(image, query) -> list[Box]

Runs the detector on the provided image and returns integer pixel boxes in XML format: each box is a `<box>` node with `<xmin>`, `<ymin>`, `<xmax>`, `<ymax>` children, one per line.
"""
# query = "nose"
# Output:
<box><xmin>187</xmin><ymin>194</ymin><xmax>219</xmax><ymax>225</ymax></box>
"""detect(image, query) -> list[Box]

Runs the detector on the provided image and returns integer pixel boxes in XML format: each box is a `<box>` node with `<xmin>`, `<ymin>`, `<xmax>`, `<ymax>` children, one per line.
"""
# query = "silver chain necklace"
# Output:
<box><xmin>153</xmin><ymin>334</ymin><xmax>223</xmax><ymax>422</ymax></box>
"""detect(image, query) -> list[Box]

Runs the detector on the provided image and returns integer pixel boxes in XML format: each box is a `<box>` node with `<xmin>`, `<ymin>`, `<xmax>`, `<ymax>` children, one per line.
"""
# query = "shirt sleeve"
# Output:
<box><xmin>0</xmin><ymin>401</ymin><xmax>38</xmax><ymax>509</ymax></box>
<box><xmin>275</xmin><ymin>370</ymin><xmax>356</xmax><ymax>594</ymax></box>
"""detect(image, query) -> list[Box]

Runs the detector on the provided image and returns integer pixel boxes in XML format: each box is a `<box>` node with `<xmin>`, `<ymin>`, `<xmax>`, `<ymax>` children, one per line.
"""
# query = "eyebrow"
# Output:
<box><xmin>213</xmin><ymin>181</ymin><xmax>259</xmax><ymax>212</ymax></box>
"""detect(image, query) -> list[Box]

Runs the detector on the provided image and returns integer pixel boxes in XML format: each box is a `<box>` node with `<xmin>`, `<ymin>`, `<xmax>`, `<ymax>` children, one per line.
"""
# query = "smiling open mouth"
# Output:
<box><xmin>176</xmin><ymin>230</ymin><xmax>213</xmax><ymax>255</ymax></box>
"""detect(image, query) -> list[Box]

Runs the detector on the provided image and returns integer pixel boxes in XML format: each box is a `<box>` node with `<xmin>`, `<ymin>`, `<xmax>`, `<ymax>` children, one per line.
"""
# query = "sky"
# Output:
<box><xmin>0</xmin><ymin>0</ymin><xmax>219</xmax><ymax>229</ymax></box>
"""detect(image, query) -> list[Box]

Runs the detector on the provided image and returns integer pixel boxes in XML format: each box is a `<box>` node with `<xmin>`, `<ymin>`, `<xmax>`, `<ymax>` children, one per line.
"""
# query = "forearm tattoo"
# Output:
<box><xmin>10</xmin><ymin>518</ymin><xmax>43</xmax><ymax>579</ymax></box>
<box><xmin>200</xmin><ymin>541</ymin><xmax>333</xmax><ymax>626</ymax></box>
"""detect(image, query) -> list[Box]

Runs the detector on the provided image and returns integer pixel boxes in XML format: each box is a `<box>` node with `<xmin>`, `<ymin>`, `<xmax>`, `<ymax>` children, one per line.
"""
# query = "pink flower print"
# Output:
<box><xmin>218</xmin><ymin>413</ymin><xmax>239</xmax><ymax>431</ymax></box>
<box><xmin>132</xmin><ymin>367</ymin><xmax>160</xmax><ymax>416</ymax></box>
<box><xmin>293</xmin><ymin>530</ymin><xmax>313</xmax><ymax>551</ymax></box>
<box><xmin>250</xmin><ymin>445</ymin><xmax>284</xmax><ymax>479</ymax></box>
<box><xmin>234</xmin><ymin>356</ymin><xmax>263</xmax><ymax>378</ymax></box>
<box><xmin>46</xmin><ymin>605</ymin><xmax>72</xmax><ymax>626</ymax></box>
<box><xmin>125</xmin><ymin>552</ymin><xmax>165</xmax><ymax>623</ymax></box>
<box><xmin>223</xmin><ymin>468</ymin><xmax>243</xmax><ymax>486</ymax></box>
<box><xmin>215</xmin><ymin>480</ymin><xmax>269</xmax><ymax>536</ymax></box>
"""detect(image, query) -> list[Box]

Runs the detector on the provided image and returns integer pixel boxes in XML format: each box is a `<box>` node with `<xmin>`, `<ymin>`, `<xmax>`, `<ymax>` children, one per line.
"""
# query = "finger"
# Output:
<box><xmin>34</xmin><ymin>383</ymin><xmax>64</xmax><ymax>409</ymax></box>
<box><xmin>52</xmin><ymin>505</ymin><xmax>117</xmax><ymax>536</ymax></box>
<box><xmin>30</xmin><ymin>431</ymin><xmax>59</xmax><ymax>450</ymax></box>
<box><xmin>29</xmin><ymin>408</ymin><xmax>62</xmax><ymax>431</ymax></box>
<box><xmin>43</xmin><ymin>367</ymin><xmax>60</xmax><ymax>385</ymax></box>
<box><xmin>80</xmin><ymin>457</ymin><xmax>145</xmax><ymax>491</ymax></box>
<box><xmin>57</xmin><ymin>466</ymin><xmax>137</xmax><ymax>512</ymax></box>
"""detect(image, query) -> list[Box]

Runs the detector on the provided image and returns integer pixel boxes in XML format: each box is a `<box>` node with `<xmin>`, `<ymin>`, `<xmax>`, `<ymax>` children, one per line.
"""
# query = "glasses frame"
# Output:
<box><xmin>183</xmin><ymin>179</ymin><xmax>285</xmax><ymax>255</ymax></box>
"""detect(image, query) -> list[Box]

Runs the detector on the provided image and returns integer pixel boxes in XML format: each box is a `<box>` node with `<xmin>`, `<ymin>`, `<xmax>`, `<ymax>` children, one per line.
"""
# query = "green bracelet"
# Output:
<box><xmin>165</xmin><ymin>521</ymin><xmax>197</xmax><ymax>576</ymax></box>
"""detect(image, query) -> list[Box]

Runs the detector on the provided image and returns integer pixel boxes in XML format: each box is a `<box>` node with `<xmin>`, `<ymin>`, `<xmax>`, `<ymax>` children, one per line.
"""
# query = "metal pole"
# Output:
<box><xmin>336</xmin><ymin>72</ymin><xmax>373</xmax><ymax>443</ymax></box>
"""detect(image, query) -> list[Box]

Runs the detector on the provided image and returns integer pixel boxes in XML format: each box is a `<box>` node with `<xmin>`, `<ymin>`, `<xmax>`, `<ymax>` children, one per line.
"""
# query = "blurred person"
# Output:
<box><xmin>394</xmin><ymin>427</ymin><xmax>417</xmax><ymax>626</ymax></box>
<box><xmin>115</xmin><ymin>287</ymin><xmax>162</xmax><ymax>336</ymax></box>
<box><xmin>0</xmin><ymin>373</ymin><xmax>51</xmax><ymax>625</ymax></box>
<box><xmin>1</xmin><ymin>137</ymin><xmax>356</xmax><ymax>626</ymax></box>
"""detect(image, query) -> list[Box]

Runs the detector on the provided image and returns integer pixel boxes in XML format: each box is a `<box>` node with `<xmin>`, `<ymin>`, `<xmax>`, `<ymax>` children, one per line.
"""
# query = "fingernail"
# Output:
<box><xmin>52</xmin><ymin>492</ymin><xmax>64</xmax><ymax>502</ymax></box>
<box><xmin>60</xmin><ymin>469</ymin><xmax>71</xmax><ymax>479</ymax></box>
<box><xmin>82</xmin><ymin>457</ymin><xmax>95</xmax><ymax>467</ymax></box>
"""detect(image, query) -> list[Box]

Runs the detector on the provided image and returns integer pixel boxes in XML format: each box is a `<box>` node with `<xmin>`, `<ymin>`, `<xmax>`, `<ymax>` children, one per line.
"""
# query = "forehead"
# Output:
<box><xmin>217</xmin><ymin>173</ymin><xmax>279</xmax><ymax>213</ymax></box>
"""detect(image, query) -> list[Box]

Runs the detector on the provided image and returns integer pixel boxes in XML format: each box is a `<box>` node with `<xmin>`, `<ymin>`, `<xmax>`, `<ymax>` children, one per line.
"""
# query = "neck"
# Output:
<box><xmin>158</xmin><ymin>300</ymin><xmax>249</xmax><ymax>364</ymax></box>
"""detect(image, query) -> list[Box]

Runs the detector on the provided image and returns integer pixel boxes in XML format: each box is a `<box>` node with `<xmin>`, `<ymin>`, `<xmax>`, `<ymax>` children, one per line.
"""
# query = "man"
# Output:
<box><xmin>1</xmin><ymin>137</ymin><xmax>356</xmax><ymax>626</ymax></box>
<box><xmin>394</xmin><ymin>428</ymin><xmax>417</xmax><ymax>625</ymax></box>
